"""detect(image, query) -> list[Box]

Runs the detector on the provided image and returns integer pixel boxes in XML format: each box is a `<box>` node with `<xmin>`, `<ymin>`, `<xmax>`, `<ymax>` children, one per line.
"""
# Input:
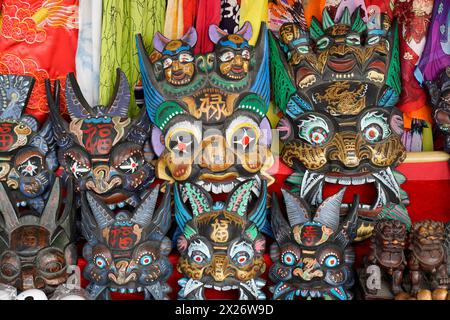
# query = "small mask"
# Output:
<box><xmin>269</xmin><ymin>188</ymin><xmax>358</xmax><ymax>300</ymax></box>
<box><xmin>81</xmin><ymin>184</ymin><xmax>173</xmax><ymax>300</ymax></box>
<box><xmin>137</xmin><ymin>22</ymin><xmax>273</xmax><ymax>194</ymax></box>
<box><xmin>174</xmin><ymin>179</ymin><xmax>268</xmax><ymax>300</ymax></box>
<box><xmin>0</xmin><ymin>74</ymin><xmax>57</xmax><ymax>213</ymax></box>
<box><xmin>0</xmin><ymin>178</ymin><xmax>76</xmax><ymax>295</ymax></box>
<box><xmin>45</xmin><ymin>69</ymin><xmax>154</xmax><ymax>210</ymax></box>
<box><xmin>270</xmin><ymin>8</ymin><xmax>409</xmax><ymax>241</ymax></box>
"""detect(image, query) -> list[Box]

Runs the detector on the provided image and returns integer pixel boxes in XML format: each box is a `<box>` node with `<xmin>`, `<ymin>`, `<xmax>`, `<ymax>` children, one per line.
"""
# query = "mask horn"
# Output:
<box><xmin>340</xmin><ymin>7</ymin><xmax>351</xmax><ymax>26</ymax></box>
<box><xmin>39</xmin><ymin>178</ymin><xmax>61</xmax><ymax>233</ymax></box>
<box><xmin>106</xmin><ymin>68</ymin><xmax>131</xmax><ymax>118</ymax></box>
<box><xmin>225</xmin><ymin>179</ymin><xmax>258</xmax><ymax>217</ymax></box>
<box><xmin>181</xmin><ymin>27</ymin><xmax>198</xmax><ymax>48</ymax></box>
<box><xmin>310</xmin><ymin>16</ymin><xmax>325</xmax><ymax>40</ymax></box>
<box><xmin>247</xmin><ymin>179</ymin><xmax>268</xmax><ymax>229</ymax></box>
<box><xmin>0</xmin><ymin>183</ymin><xmax>20</xmax><ymax>233</ymax></box>
<box><xmin>66</xmin><ymin>72</ymin><xmax>95</xmax><ymax>119</ymax></box>
<box><xmin>334</xmin><ymin>194</ymin><xmax>359</xmax><ymax>247</ymax></box>
<box><xmin>281</xmin><ymin>189</ymin><xmax>310</xmax><ymax>226</ymax></box>
<box><xmin>322</xmin><ymin>9</ymin><xmax>335</xmax><ymax>30</ymax></box>
<box><xmin>131</xmin><ymin>185</ymin><xmax>160</xmax><ymax>227</ymax></box>
<box><xmin>208</xmin><ymin>24</ymin><xmax>229</xmax><ymax>44</ymax></box>
<box><xmin>153</xmin><ymin>32</ymin><xmax>172</xmax><ymax>53</ymax></box>
<box><xmin>148</xmin><ymin>183</ymin><xmax>172</xmax><ymax>241</ymax></box>
<box><xmin>351</xmin><ymin>6</ymin><xmax>367</xmax><ymax>33</ymax></box>
<box><xmin>313</xmin><ymin>188</ymin><xmax>346</xmax><ymax>233</ymax></box>
<box><xmin>174</xmin><ymin>182</ymin><xmax>194</xmax><ymax>238</ymax></box>
<box><xmin>86</xmin><ymin>192</ymin><xmax>115</xmax><ymax>229</ymax></box>
<box><xmin>236</xmin><ymin>21</ymin><xmax>253</xmax><ymax>41</ymax></box>
<box><xmin>270</xmin><ymin>192</ymin><xmax>292</xmax><ymax>244</ymax></box>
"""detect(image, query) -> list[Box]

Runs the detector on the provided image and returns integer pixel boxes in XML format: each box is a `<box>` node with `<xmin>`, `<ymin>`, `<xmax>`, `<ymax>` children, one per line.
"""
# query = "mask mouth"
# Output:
<box><xmin>327</xmin><ymin>57</ymin><xmax>356</xmax><ymax>73</ymax></box>
<box><xmin>272</xmin><ymin>282</ymin><xmax>351</xmax><ymax>300</ymax></box>
<box><xmin>203</xmin><ymin>286</ymin><xmax>241</xmax><ymax>299</ymax></box>
<box><xmin>195</xmin><ymin>175</ymin><xmax>260</xmax><ymax>194</ymax></box>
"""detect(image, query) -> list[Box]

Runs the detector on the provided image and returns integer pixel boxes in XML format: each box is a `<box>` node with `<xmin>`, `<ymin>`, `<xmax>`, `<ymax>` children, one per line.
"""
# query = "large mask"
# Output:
<box><xmin>0</xmin><ymin>178</ymin><xmax>76</xmax><ymax>295</ymax></box>
<box><xmin>0</xmin><ymin>74</ymin><xmax>57</xmax><ymax>213</ymax></box>
<box><xmin>269</xmin><ymin>188</ymin><xmax>358</xmax><ymax>300</ymax></box>
<box><xmin>270</xmin><ymin>8</ymin><xmax>409</xmax><ymax>240</ymax></box>
<box><xmin>80</xmin><ymin>184</ymin><xmax>172</xmax><ymax>300</ymax></box>
<box><xmin>137</xmin><ymin>22</ymin><xmax>274</xmax><ymax>194</ymax></box>
<box><xmin>426</xmin><ymin>66</ymin><xmax>450</xmax><ymax>152</ymax></box>
<box><xmin>174</xmin><ymin>179</ymin><xmax>267</xmax><ymax>300</ymax></box>
<box><xmin>45</xmin><ymin>69</ymin><xmax>154</xmax><ymax>210</ymax></box>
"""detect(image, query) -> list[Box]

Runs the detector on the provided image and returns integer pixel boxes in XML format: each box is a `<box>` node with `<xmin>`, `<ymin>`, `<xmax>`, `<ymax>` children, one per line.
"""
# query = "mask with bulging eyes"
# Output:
<box><xmin>0</xmin><ymin>74</ymin><xmax>58</xmax><ymax>213</ymax></box>
<box><xmin>137</xmin><ymin>22</ymin><xmax>273</xmax><ymax>194</ymax></box>
<box><xmin>270</xmin><ymin>8</ymin><xmax>410</xmax><ymax>241</ymax></box>
<box><xmin>174</xmin><ymin>179</ymin><xmax>268</xmax><ymax>300</ymax></box>
<box><xmin>80</xmin><ymin>184</ymin><xmax>173</xmax><ymax>300</ymax></box>
<box><xmin>0</xmin><ymin>178</ymin><xmax>76</xmax><ymax>295</ymax></box>
<box><xmin>45</xmin><ymin>68</ymin><xmax>155</xmax><ymax>211</ymax></box>
<box><xmin>269</xmin><ymin>188</ymin><xmax>358</xmax><ymax>300</ymax></box>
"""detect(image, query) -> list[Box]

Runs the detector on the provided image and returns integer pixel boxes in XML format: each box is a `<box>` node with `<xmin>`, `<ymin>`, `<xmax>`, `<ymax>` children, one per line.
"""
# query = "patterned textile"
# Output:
<box><xmin>0</xmin><ymin>0</ymin><xmax>79</xmax><ymax>123</ymax></box>
<box><xmin>220</xmin><ymin>0</ymin><xmax>240</xmax><ymax>34</ymax></box>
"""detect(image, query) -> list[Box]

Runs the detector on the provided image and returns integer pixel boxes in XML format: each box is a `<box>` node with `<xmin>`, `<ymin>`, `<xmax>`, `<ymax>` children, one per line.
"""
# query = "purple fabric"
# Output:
<box><xmin>415</xmin><ymin>0</ymin><xmax>450</xmax><ymax>84</ymax></box>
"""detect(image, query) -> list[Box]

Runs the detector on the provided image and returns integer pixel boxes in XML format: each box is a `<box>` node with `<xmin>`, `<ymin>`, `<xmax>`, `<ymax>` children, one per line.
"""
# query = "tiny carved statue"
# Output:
<box><xmin>270</xmin><ymin>7</ymin><xmax>410</xmax><ymax>241</ymax></box>
<box><xmin>363</xmin><ymin>219</ymin><xmax>407</xmax><ymax>298</ymax></box>
<box><xmin>269</xmin><ymin>188</ymin><xmax>358</xmax><ymax>300</ymax></box>
<box><xmin>137</xmin><ymin>22</ymin><xmax>273</xmax><ymax>194</ymax></box>
<box><xmin>0</xmin><ymin>178</ymin><xmax>76</xmax><ymax>295</ymax></box>
<box><xmin>174</xmin><ymin>179</ymin><xmax>267</xmax><ymax>299</ymax></box>
<box><xmin>45</xmin><ymin>69</ymin><xmax>154</xmax><ymax>210</ymax></box>
<box><xmin>408</xmin><ymin>220</ymin><xmax>448</xmax><ymax>295</ymax></box>
<box><xmin>425</xmin><ymin>66</ymin><xmax>450</xmax><ymax>152</ymax></box>
<box><xmin>80</xmin><ymin>184</ymin><xmax>173</xmax><ymax>300</ymax></box>
<box><xmin>0</xmin><ymin>74</ymin><xmax>57</xmax><ymax>213</ymax></box>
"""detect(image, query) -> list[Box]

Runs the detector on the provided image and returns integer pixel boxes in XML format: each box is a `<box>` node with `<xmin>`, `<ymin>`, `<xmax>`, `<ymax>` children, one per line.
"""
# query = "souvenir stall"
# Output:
<box><xmin>0</xmin><ymin>0</ymin><xmax>448</xmax><ymax>301</ymax></box>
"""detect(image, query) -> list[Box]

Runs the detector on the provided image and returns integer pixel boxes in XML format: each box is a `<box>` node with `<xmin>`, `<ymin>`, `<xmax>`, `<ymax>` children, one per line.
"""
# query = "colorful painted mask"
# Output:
<box><xmin>426</xmin><ymin>66</ymin><xmax>450</xmax><ymax>152</ymax></box>
<box><xmin>80</xmin><ymin>184</ymin><xmax>172</xmax><ymax>300</ymax></box>
<box><xmin>269</xmin><ymin>188</ymin><xmax>358</xmax><ymax>300</ymax></box>
<box><xmin>137</xmin><ymin>22</ymin><xmax>273</xmax><ymax>194</ymax></box>
<box><xmin>0</xmin><ymin>178</ymin><xmax>76</xmax><ymax>294</ymax></box>
<box><xmin>45</xmin><ymin>69</ymin><xmax>154</xmax><ymax>209</ymax></box>
<box><xmin>270</xmin><ymin>8</ymin><xmax>409</xmax><ymax>240</ymax></box>
<box><xmin>174</xmin><ymin>179</ymin><xmax>267</xmax><ymax>300</ymax></box>
<box><xmin>0</xmin><ymin>74</ymin><xmax>57</xmax><ymax>213</ymax></box>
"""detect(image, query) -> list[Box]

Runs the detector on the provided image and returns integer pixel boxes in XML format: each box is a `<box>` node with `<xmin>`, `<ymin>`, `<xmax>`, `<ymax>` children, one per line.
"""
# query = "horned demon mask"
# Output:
<box><xmin>0</xmin><ymin>178</ymin><xmax>76</xmax><ymax>294</ymax></box>
<box><xmin>137</xmin><ymin>22</ymin><xmax>274</xmax><ymax>194</ymax></box>
<box><xmin>269</xmin><ymin>188</ymin><xmax>358</xmax><ymax>300</ymax></box>
<box><xmin>270</xmin><ymin>8</ymin><xmax>409</xmax><ymax>240</ymax></box>
<box><xmin>45</xmin><ymin>69</ymin><xmax>154</xmax><ymax>210</ymax></box>
<box><xmin>81</xmin><ymin>184</ymin><xmax>172</xmax><ymax>300</ymax></box>
<box><xmin>174</xmin><ymin>179</ymin><xmax>268</xmax><ymax>300</ymax></box>
<box><xmin>0</xmin><ymin>74</ymin><xmax>57</xmax><ymax>213</ymax></box>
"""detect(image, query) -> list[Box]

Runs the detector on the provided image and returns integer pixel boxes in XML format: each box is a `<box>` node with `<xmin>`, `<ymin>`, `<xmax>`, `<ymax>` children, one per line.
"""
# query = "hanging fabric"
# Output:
<box><xmin>220</xmin><ymin>0</ymin><xmax>241</xmax><ymax>34</ymax></box>
<box><xmin>75</xmin><ymin>0</ymin><xmax>102</xmax><ymax>107</ymax></box>
<box><xmin>193</xmin><ymin>0</ymin><xmax>221</xmax><ymax>54</ymax></box>
<box><xmin>0</xmin><ymin>0</ymin><xmax>79</xmax><ymax>123</ymax></box>
<box><xmin>334</xmin><ymin>0</ymin><xmax>367</xmax><ymax>21</ymax></box>
<box><xmin>99</xmin><ymin>0</ymin><xmax>165</xmax><ymax>117</ymax></box>
<box><xmin>239</xmin><ymin>0</ymin><xmax>269</xmax><ymax>45</ymax></box>
<box><xmin>164</xmin><ymin>0</ymin><xmax>185</xmax><ymax>39</ymax></box>
<box><xmin>183</xmin><ymin>0</ymin><xmax>198</xmax><ymax>33</ymax></box>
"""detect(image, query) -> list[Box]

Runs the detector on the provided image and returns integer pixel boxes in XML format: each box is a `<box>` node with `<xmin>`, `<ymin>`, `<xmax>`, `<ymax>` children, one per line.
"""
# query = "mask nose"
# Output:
<box><xmin>330</xmin><ymin>132</ymin><xmax>361</xmax><ymax>168</ymax></box>
<box><xmin>292</xmin><ymin>257</ymin><xmax>324</xmax><ymax>281</ymax></box>
<box><xmin>233</xmin><ymin>55</ymin><xmax>243</xmax><ymax>65</ymax></box>
<box><xmin>199</xmin><ymin>135</ymin><xmax>234</xmax><ymax>172</ymax></box>
<box><xmin>209</xmin><ymin>255</ymin><xmax>231</xmax><ymax>282</ymax></box>
<box><xmin>21</xmin><ymin>266</ymin><xmax>44</xmax><ymax>290</ymax></box>
<box><xmin>90</xmin><ymin>165</ymin><xmax>112</xmax><ymax>193</ymax></box>
<box><xmin>113</xmin><ymin>260</ymin><xmax>134</xmax><ymax>285</ymax></box>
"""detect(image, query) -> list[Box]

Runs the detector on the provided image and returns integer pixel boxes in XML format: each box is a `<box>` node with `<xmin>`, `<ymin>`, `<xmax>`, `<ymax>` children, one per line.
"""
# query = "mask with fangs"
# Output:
<box><xmin>80</xmin><ymin>183</ymin><xmax>173</xmax><ymax>300</ymax></box>
<box><xmin>0</xmin><ymin>74</ymin><xmax>57</xmax><ymax>213</ymax></box>
<box><xmin>136</xmin><ymin>22</ymin><xmax>274</xmax><ymax>194</ymax></box>
<box><xmin>45</xmin><ymin>68</ymin><xmax>155</xmax><ymax>211</ymax></box>
<box><xmin>174</xmin><ymin>179</ymin><xmax>268</xmax><ymax>300</ymax></box>
<box><xmin>0</xmin><ymin>177</ymin><xmax>76</xmax><ymax>295</ymax></box>
<box><xmin>270</xmin><ymin>7</ymin><xmax>410</xmax><ymax>241</ymax></box>
<box><xmin>269</xmin><ymin>188</ymin><xmax>358</xmax><ymax>300</ymax></box>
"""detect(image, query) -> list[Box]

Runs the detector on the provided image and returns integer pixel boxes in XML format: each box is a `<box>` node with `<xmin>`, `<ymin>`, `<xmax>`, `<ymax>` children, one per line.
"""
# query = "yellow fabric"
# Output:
<box><xmin>164</xmin><ymin>0</ymin><xmax>185</xmax><ymax>39</ymax></box>
<box><xmin>239</xmin><ymin>0</ymin><xmax>269</xmax><ymax>45</ymax></box>
<box><xmin>422</xmin><ymin>122</ymin><xmax>434</xmax><ymax>151</ymax></box>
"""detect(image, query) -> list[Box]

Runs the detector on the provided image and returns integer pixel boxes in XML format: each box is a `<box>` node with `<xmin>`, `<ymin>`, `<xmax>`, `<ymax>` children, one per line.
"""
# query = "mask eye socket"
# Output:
<box><xmin>118</xmin><ymin>153</ymin><xmax>144</xmax><ymax>174</ymax></box>
<box><xmin>94</xmin><ymin>255</ymin><xmax>107</xmax><ymax>269</ymax></box>
<box><xmin>316</xmin><ymin>37</ymin><xmax>330</xmax><ymax>50</ymax></box>
<box><xmin>229</xmin><ymin>241</ymin><xmax>254</xmax><ymax>266</ymax></box>
<box><xmin>17</xmin><ymin>156</ymin><xmax>42</xmax><ymax>177</ymax></box>
<box><xmin>226</xmin><ymin>116</ymin><xmax>260</xmax><ymax>153</ymax></box>
<box><xmin>297</xmin><ymin>114</ymin><xmax>332</xmax><ymax>146</ymax></box>
<box><xmin>179</xmin><ymin>53</ymin><xmax>194</xmax><ymax>63</ymax></box>
<box><xmin>36</xmin><ymin>248</ymin><xmax>66</xmax><ymax>275</ymax></box>
<box><xmin>166</xmin><ymin>121</ymin><xmax>201</xmax><ymax>157</ymax></box>
<box><xmin>359</xmin><ymin>110</ymin><xmax>391</xmax><ymax>143</ymax></box>
<box><xmin>318</xmin><ymin>247</ymin><xmax>342</xmax><ymax>268</ymax></box>
<box><xmin>219</xmin><ymin>51</ymin><xmax>235</xmax><ymax>62</ymax></box>
<box><xmin>0</xmin><ymin>251</ymin><xmax>21</xmax><ymax>280</ymax></box>
<box><xmin>64</xmin><ymin>150</ymin><xmax>91</xmax><ymax>179</ymax></box>
<box><xmin>322</xmin><ymin>254</ymin><xmax>340</xmax><ymax>268</ymax></box>
<box><xmin>296</xmin><ymin>45</ymin><xmax>309</xmax><ymax>54</ymax></box>
<box><xmin>346</xmin><ymin>34</ymin><xmax>361</xmax><ymax>46</ymax></box>
<box><xmin>163</xmin><ymin>57</ymin><xmax>173</xmax><ymax>69</ymax></box>
<box><xmin>138</xmin><ymin>253</ymin><xmax>154</xmax><ymax>266</ymax></box>
<box><xmin>281</xmin><ymin>251</ymin><xmax>298</xmax><ymax>266</ymax></box>
<box><xmin>242</xmin><ymin>49</ymin><xmax>250</xmax><ymax>60</ymax></box>
<box><xmin>188</xmin><ymin>239</ymin><xmax>211</xmax><ymax>265</ymax></box>
<box><xmin>367</xmin><ymin>35</ymin><xmax>381</xmax><ymax>45</ymax></box>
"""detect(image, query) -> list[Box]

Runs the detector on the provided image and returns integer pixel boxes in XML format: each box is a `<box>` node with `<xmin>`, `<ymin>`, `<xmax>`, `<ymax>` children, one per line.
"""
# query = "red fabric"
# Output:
<box><xmin>0</xmin><ymin>0</ymin><xmax>79</xmax><ymax>123</ymax></box>
<box><xmin>193</xmin><ymin>0</ymin><xmax>221</xmax><ymax>54</ymax></box>
<box><xmin>183</xmin><ymin>0</ymin><xmax>198</xmax><ymax>34</ymax></box>
<box><xmin>77</xmin><ymin>157</ymin><xmax>450</xmax><ymax>299</ymax></box>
